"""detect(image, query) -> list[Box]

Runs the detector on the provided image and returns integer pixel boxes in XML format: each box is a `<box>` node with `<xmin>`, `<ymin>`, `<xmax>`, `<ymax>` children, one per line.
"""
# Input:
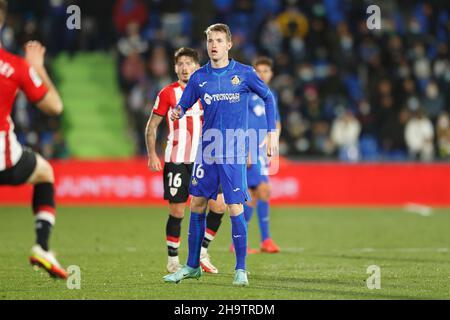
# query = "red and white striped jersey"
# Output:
<box><xmin>0</xmin><ymin>48</ymin><xmax>48</xmax><ymax>171</ymax></box>
<box><xmin>153</xmin><ymin>81</ymin><xmax>203</xmax><ymax>163</ymax></box>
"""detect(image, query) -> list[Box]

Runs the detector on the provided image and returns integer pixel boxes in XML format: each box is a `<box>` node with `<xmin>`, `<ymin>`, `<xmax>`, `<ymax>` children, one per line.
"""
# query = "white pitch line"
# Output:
<box><xmin>404</xmin><ymin>203</ymin><xmax>433</xmax><ymax>217</ymax></box>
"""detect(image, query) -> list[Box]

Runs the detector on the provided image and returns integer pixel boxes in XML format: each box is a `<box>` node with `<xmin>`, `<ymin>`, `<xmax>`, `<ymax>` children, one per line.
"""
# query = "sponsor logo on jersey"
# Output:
<box><xmin>204</xmin><ymin>93</ymin><xmax>212</xmax><ymax>105</ymax></box>
<box><xmin>191</xmin><ymin>177</ymin><xmax>198</xmax><ymax>186</ymax></box>
<box><xmin>0</xmin><ymin>60</ymin><xmax>15</xmax><ymax>78</ymax></box>
<box><xmin>203</xmin><ymin>92</ymin><xmax>240</xmax><ymax>105</ymax></box>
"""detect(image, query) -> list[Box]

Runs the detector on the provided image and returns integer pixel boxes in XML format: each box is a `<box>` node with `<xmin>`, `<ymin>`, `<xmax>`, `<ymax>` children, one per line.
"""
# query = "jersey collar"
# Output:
<box><xmin>206</xmin><ymin>59</ymin><xmax>236</xmax><ymax>75</ymax></box>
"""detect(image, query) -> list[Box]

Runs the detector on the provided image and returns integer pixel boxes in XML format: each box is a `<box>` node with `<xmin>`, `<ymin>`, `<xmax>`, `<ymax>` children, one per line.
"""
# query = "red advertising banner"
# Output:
<box><xmin>0</xmin><ymin>159</ymin><xmax>449</xmax><ymax>206</ymax></box>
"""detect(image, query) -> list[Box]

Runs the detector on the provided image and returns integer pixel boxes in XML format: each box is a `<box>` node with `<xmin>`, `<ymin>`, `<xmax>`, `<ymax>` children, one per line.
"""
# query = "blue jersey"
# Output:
<box><xmin>248</xmin><ymin>90</ymin><xmax>280</xmax><ymax>168</ymax></box>
<box><xmin>178</xmin><ymin>59</ymin><xmax>276</xmax><ymax>164</ymax></box>
<box><xmin>248</xmin><ymin>90</ymin><xmax>280</xmax><ymax>141</ymax></box>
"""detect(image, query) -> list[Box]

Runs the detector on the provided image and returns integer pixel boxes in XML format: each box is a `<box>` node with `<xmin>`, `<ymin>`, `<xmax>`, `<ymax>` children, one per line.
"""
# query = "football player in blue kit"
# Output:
<box><xmin>243</xmin><ymin>56</ymin><xmax>282</xmax><ymax>254</ymax></box>
<box><xmin>164</xmin><ymin>23</ymin><xmax>278</xmax><ymax>286</ymax></box>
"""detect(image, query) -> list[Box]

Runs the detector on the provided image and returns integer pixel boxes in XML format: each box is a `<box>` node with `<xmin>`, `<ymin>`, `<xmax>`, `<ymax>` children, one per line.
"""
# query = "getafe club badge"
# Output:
<box><xmin>191</xmin><ymin>177</ymin><xmax>198</xmax><ymax>186</ymax></box>
<box><xmin>231</xmin><ymin>75</ymin><xmax>241</xmax><ymax>86</ymax></box>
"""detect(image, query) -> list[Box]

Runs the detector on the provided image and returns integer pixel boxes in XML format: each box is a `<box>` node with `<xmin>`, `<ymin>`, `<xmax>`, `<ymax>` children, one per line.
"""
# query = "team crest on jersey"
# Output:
<box><xmin>170</xmin><ymin>187</ymin><xmax>178</xmax><ymax>196</ymax></box>
<box><xmin>231</xmin><ymin>75</ymin><xmax>241</xmax><ymax>86</ymax></box>
<box><xmin>191</xmin><ymin>177</ymin><xmax>198</xmax><ymax>186</ymax></box>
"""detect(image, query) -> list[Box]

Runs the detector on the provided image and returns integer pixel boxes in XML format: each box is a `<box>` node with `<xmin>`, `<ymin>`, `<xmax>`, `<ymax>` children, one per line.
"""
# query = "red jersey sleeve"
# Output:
<box><xmin>152</xmin><ymin>86</ymin><xmax>172</xmax><ymax>117</ymax></box>
<box><xmin>18</xmin><ymin>60</ymin><xmax>48</xmax><ymax>104</ymax></box>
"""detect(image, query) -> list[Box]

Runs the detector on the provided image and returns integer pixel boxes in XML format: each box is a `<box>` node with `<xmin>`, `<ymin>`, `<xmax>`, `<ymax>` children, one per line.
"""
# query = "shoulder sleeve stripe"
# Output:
<box><xmin>261</xmin><ymin>88</ymin><xmax>270</xmax><ymax>99</ymax></box>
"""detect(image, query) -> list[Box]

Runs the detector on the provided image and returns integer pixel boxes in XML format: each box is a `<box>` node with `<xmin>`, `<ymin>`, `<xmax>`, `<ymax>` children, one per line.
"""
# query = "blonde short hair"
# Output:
<box><xmin>204</xmin><ymin>23</ymin><xmax>232</xmax><ymax>42</ymax></box>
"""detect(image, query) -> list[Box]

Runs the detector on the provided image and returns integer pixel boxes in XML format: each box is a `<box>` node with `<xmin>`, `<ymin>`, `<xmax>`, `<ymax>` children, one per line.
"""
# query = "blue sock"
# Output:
<box><xmin>243</xmin><ymin>203</ymin><xmax>254</xmax><ymax>223</ymax></box>
<box><xmin>186</xmin><ymin>212</ymin><xmax>206</xmax><ymax>269</ymax></box>
<box><xmin>257</xmin><ymin>200</ymin><xmax>270</xmax><ymax>241</ymax></box>
<box><xmin>231</xmin><ymin>213</ymin><xmax>247</xmax><ymax>270</ymax></box>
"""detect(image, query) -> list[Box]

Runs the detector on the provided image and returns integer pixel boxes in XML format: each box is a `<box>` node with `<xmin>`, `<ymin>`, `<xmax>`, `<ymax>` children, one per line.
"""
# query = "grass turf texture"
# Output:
<box><xmin>0</xmin><ymin>206</ymin><xmax>449</xmax><ymax>300</ymax></box>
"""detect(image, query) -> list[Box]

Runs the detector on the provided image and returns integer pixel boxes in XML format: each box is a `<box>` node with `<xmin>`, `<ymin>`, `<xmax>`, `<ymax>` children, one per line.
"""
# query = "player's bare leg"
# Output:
<box><xmin>27</xmin><ymin>154</ymin><xmax>67</xmax><ymax>279</ymax></box>
<box><xmin>163</xmin><ymin>196</ymin><xmax>207</xmax><ymax>283</ymax></box>
<box><xmin>166</xmin><ymin>202</ymin><xmax>186</xmax><ymax>272</ymax></box>
<box><xmin>256</xmin><ymin>182</ymin><xmax>279</xmax><ymax>253</ymax></box>
<box><xmin>200</xmin><ymin>194</ymin><xmax>226</xmax><ymax>273</ymax></box>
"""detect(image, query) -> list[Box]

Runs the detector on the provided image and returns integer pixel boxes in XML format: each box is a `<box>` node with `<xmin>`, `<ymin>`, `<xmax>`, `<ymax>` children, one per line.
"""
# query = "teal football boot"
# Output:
<box><xmin>163</xmin><ymin>265</ymin><xmax>202</xmax><ymax>284</ymax></box>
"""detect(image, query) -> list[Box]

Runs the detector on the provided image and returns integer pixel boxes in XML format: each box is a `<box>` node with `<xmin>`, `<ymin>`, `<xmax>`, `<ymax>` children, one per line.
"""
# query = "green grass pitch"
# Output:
<box><xmin>0</xmin><ymin>206</ymin><xmax>449</xmax><ymax>300</ymax></box>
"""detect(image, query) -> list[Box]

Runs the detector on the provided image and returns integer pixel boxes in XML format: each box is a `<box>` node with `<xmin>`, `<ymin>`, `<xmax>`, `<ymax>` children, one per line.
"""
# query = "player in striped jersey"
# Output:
<box><xmin>145</xmin><ymin>47</ymin><xmax>225</xmax><ymax>274</ymax></box>
<box><xmin>0</xmin><ymin>0</ymin><xmax>67</xmax><ymax>279</ymax></box>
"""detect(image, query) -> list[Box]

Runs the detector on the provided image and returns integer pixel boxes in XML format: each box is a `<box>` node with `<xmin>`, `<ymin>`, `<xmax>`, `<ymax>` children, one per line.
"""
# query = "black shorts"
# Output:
<box><xmin>0</xmin><ymin>148</ymin><xmax>37</xmax><ymax>186</ymax></box>
<box><xmin>163</xmin><ymin>162</ymin><xmax>194</xmax><ymax>203</ymax></box>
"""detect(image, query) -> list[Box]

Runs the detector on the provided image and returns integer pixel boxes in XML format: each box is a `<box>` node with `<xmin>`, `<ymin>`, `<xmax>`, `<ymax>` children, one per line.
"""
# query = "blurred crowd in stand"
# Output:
<box><xmin>3</xmin><ymin>0</ymin><xmax>449</xmax><ymax>161</ymax></box>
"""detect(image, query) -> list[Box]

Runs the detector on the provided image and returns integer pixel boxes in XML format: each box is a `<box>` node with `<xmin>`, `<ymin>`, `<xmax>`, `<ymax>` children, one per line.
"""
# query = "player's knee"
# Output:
<box><xmin>209</xmin><ymin>199</ymin><xmax>226</xmax><ymax>214</ymax></box>
<box><xmin>228</xmin><ymin>203</ymin><xmax>244</xmax><ymax>216</ymax></box>
<box><xmin>32</xmin><ymin>157</ymin><xmax>54</xmax><ymax>184</ymax></box>
<box><xmin>258</xmin><ymin>183</ymin><xmax>271</xmax><ymax>201</ymax></box>
<box><xmin>169</xmin><ymin>203</ymin><xmax>185</xmax><ymax>218</ymax></box>
<box><xmin>191</xmin><ymin>196</ymin><xmax>208</xmax><ymax>213</ymax></box>
<box><xmin>41</xmin><ymin>161</ymin><xmax>54</xmax><ymax>183</ymax></box>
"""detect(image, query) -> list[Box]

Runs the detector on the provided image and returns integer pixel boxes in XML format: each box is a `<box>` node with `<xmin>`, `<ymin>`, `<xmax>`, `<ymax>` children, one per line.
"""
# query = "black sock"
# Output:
<box><xmin>33</xmin><ymin>183</ymin><xmax>55</xmax><ymax>251</ymax></box>
<box><xmin>202</xmin><ymin>210</ymin><xmax>224</xmax><ymax>249</ymax></box>
<box><xmin>166</xmin><ymin>215</ymin><xmax>183</xmax><ymax>257</ymax></box>
<box><xmin>35</xmin><ymin>220</ymin><xmax>52</xmax><ymax>251</ymax></box>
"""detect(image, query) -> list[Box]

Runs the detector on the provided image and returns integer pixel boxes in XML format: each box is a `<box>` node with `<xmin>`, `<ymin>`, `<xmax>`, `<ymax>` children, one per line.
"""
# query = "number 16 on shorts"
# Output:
<box><xmin>191</xmin><ymin>163</ymin><xmax>204</xmax><ymax>187</ymax></box>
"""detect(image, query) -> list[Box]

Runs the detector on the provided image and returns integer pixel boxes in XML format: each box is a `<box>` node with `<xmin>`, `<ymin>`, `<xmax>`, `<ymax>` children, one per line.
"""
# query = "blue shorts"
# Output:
<box><xmin>189</xmin><ymin>161</ymin><xmax>251</xmax><ymax>205</ymax></box>
<box><xmin>247</xmin><ymin>163</ymin><xmax>269</xmax><ymax>189</ymax></box>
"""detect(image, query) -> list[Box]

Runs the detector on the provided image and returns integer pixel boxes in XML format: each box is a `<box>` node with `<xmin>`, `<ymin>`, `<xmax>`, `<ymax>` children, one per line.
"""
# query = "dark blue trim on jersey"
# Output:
<box><xmin>206</xmin><ymin>59</ymin><xmax>236</xmax><ymax>75</ymax></box>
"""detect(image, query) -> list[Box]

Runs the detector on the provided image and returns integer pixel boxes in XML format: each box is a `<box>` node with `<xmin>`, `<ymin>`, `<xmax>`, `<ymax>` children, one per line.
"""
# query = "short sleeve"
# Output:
<box><xmin>18</xmin><ymin>60</ymin><xmax>48</xmax><ymax>104</ymax></box>
<box><xmin>152</xmin><ymin>87</ymin><xmax>172</xmax><ymax>117</ymax></box>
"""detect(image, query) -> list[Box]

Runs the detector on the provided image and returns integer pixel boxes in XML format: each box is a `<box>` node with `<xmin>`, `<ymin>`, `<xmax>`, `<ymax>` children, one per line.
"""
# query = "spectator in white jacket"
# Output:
<box><xmin>405</xmin><ymin>109</ymin><xmax>434</xmax><ymax>161</ymax></box>
<box><xmin>331</xmin><ymin>109</ymin><xmax>361</xmax><ymax>161</ymax></box>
